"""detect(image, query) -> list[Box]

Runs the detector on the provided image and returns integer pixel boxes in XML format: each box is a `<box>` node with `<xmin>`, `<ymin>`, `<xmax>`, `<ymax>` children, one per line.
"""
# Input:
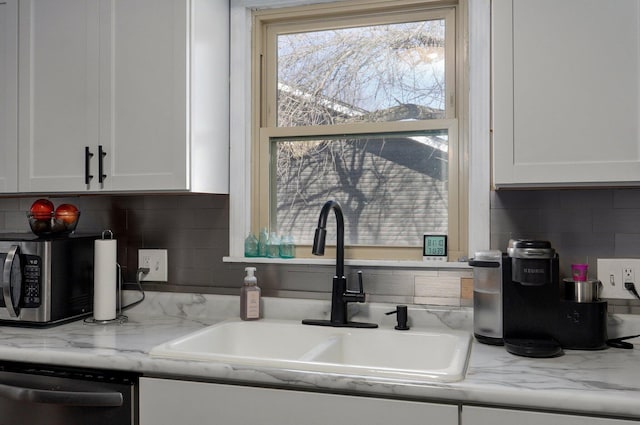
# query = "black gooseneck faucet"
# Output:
<box><xmin>302</xmin><ymin>200</ymin><xmax>377</xmax><ymax>328</ymax></box>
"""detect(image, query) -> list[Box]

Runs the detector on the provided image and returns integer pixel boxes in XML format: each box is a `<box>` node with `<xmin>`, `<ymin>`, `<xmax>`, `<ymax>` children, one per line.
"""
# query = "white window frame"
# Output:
<box><xmin>227</xmin><ymin>0</ymin><xmax>490</xmax><ymax>264</ymax></box>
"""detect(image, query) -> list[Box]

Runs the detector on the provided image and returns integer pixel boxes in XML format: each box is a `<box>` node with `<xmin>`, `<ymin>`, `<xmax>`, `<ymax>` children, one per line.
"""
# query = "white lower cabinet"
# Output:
<box><xmin>140</xmin><ymin>378</ymin><xmax>639</xmax><ymax>425</ymax></box>
<box><xmin>461</xmin><ymin>406</ymin><xmax>638</xmax><ymax>425</ymax></box>
<box><xmin>139</xmin><ymin>378</ymin><xmax>458</xmax><ymax>425</ymax></box>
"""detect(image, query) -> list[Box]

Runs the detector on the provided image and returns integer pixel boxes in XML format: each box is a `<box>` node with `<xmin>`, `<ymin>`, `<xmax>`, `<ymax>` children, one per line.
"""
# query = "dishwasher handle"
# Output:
<box><xmin>0</xmin><ymin>381</ymin><xmax>123</xmax><ymax>407</ymax></box>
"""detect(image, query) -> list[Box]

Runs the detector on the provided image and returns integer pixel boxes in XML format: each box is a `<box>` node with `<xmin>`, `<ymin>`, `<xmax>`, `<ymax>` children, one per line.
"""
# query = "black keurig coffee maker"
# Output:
<box><xmin>502</xmin><ymin>240</ymin><xmax>563</xmax><ymax>357</ymax></box>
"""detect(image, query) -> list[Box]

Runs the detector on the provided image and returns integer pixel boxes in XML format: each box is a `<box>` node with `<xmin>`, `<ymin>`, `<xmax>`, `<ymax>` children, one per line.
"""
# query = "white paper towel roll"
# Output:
<box><xmin>93</xmin><ymin>238</ymin><xmax>117</xmax><ymax>321</ymax></box>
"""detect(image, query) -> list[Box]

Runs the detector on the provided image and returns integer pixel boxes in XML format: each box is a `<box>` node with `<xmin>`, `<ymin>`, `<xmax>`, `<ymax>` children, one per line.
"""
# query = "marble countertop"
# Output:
<box><xmin>0</xmin><ymin>292</ymin><xmax>638</xmax><ymax>419</ymax></box>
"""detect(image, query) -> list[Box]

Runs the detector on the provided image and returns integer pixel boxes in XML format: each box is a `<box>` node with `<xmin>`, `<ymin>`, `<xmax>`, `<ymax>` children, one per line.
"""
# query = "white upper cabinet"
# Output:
<box><xmin>492</xmin><ymin>0</ymin><xmax>640</xmax><ymax>187</ymax></box>
<box><xmin>17</xmin><ymin>0</ymin><xmax>229</xmax><ymax>193</ymax></box>
<box><xmin>0</xmin><ymin>0</ymin><xmax>18</xmax><ymax>192</ymax></box>
<box><xmin>18</xmin><ymin>0</ymin><xmax>100</xmax><ymax>192</ymax></box>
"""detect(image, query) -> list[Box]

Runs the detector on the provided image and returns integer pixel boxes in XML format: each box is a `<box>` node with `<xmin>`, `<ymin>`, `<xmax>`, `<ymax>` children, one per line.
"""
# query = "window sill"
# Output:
<box><xmin>223</xmin><ymin>256</ymin><xmax>471</xmax><ymax>269</ymax></box>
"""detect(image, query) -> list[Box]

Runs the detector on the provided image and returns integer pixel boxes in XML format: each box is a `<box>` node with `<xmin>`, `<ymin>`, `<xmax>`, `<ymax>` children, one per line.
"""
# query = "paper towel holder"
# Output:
<box><xmin>84</xmin><ymin>230</ymin><xmax>128</xmax><ymax>325</ymax></box>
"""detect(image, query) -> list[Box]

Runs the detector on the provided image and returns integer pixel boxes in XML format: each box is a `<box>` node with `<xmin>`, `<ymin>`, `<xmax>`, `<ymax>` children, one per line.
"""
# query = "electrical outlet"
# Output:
<box><xmin>138</xmin><ymin>249</ymin><xmax>168</xmax><ymax>282</ymax></box>
<box><xmin>624</xmin><ymin>267</ymin><xmax>635</xmax><ymax>283</ymax></box>
<box><xmin>596</xmin><ymin>258</ymin><xmax>638</xmax><ymax>299</ymax></box>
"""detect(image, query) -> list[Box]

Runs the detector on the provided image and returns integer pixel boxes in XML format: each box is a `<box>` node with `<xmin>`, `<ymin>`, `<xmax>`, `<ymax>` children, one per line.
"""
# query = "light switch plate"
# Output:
<box><xmin>138</xmin><ymin>249</ymin><xmax>168</xmax><ymax>282</ymax></box>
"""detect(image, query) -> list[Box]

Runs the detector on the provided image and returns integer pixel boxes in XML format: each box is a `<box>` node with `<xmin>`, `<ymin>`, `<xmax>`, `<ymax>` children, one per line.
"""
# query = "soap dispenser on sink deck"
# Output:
<box><xmin>385</xmin><ymin>305</ymin><xmax>410</xmax><ymax>330</ymax></box>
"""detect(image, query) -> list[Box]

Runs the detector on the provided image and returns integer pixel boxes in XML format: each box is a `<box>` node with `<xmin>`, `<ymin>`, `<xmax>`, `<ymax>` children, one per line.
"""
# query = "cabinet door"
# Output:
<box><xmin>0</xmin><ymin>0</ymin><xmax>18</xmax><ymax>193</ymax></box>
<box><xmin>492</xmin><ymin>0</ymin><xmax>640</xmax><ymax>187</ymax></box>
<box><xmin>99</xmin><ymin>0</ymin><xmax>189</xmax><ymax>191</ymax></box>
<box><xmin>462</xmin><ymin>406</ymin><xmax>638</xmax><ymax>425</ymax></box>
<box><xmin>140</xmin><ymin>378</ymin><xmax>458</xmax><ymax>425</ymax></box>
<box><xmin>18</xmin><ymin>0</ymin><xmax>100</xmax><ymax>192</ymax></box>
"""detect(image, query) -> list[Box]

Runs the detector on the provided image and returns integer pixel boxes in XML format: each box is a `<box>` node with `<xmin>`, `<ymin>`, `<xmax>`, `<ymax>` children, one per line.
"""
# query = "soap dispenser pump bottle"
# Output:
<box><xmin>240</xmin><ymin>267</ymin><xmax>261</xmax><ymax>320</ymax></box>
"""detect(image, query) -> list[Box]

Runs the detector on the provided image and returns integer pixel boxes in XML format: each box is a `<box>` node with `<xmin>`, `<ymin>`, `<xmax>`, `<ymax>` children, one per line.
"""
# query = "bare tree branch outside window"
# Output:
<box><xmin>272</xmin><ymin>19</ymin><xmax>449</xmax><ymax>247</ymax></box>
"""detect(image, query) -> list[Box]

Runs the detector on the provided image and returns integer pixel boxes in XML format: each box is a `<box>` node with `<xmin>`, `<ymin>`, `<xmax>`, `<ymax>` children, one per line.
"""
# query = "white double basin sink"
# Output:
<box><xmin>150</xmin><ymin>319</ymin><xmax>472</xmax><ymax>383</ymax></box>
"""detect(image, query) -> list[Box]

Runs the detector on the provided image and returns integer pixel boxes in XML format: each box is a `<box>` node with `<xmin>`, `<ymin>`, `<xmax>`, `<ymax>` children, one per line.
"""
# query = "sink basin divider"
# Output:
<box><xmin>298</xmin><ymin>336</ymin><xmax>342</xmax><ymax>362</ymax></box>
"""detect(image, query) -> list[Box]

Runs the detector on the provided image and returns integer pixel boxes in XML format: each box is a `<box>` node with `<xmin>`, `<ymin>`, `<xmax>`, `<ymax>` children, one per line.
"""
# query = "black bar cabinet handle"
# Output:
<box><xmin>98</xmin><ymin>145</ymin><xmax>107</xmax><ymax>183</ymax></box>
<box><xmin>85</xmin><ymin>146</ymin><xmax>94</xmax><ymax>185</ymax></box>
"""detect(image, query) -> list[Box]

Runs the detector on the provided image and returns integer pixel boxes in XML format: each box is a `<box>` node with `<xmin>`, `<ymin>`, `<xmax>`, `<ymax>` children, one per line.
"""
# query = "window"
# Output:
<box><xmin>252</xmin><ymin>0</ymin><xmax>468</xmax><ymax>261</ymax></box>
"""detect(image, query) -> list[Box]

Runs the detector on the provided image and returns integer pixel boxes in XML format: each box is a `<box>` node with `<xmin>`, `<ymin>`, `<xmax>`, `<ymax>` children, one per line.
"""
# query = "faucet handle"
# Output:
<box><xmin>343</xmin><ymin>271</ymin><xmax>366</xmax><ymax>303</ymax></box>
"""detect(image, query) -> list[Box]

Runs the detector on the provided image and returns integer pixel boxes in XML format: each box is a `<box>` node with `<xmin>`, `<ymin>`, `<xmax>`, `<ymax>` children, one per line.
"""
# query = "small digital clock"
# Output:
<box><xmin>423</xmin><ymin>234</ymin><xmax>448</xmax><ymax>262</ymax></box>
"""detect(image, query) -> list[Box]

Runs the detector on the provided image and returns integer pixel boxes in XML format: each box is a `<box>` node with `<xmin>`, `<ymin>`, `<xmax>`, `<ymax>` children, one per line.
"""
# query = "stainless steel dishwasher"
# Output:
<box><xmin>0</xmin><ymin>362</ymin><xmax>138</xmax><ymax>425</ymax></box>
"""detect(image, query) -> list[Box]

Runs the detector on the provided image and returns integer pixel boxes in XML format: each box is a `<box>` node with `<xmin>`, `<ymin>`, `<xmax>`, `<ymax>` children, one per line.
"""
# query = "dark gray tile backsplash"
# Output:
<box><xmin>490</xmin><ymin>189</ymin><xmax>640</xmax><ymax>273</ymax></box>
<box><xmin>0</xmin><ymin>194</ymin><xmax>235</xmax><ymax>290</ymax></box>
<box><xmin>491</xmin><ymin>188</ymin><xmax>640</xmax><ymax>313</ymax></box>
<box><xmin>1</xmin><ymin>188</ymin><xmax>638</xmax><ymax>313</ymax></box>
